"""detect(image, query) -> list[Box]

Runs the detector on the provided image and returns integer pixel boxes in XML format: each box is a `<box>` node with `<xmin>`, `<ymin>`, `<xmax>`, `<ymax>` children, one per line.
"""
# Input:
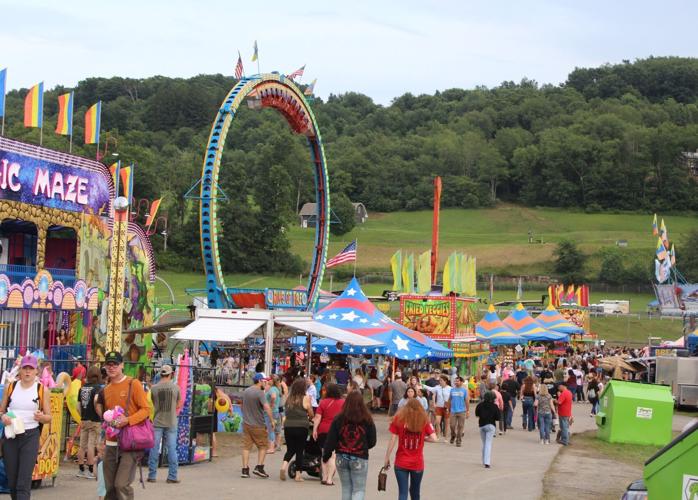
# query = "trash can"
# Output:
<box><xmin>595</xmin><ymin>380</ymin><xmax>673</xmax><ymax>446</ymax></box>
<box><xmin>644</xmin><ymin>421</ymin><xmax>698</xmax><ymax>499</ymax></box>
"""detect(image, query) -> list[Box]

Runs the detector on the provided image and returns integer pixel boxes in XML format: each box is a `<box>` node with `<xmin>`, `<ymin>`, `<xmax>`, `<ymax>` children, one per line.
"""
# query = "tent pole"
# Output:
<box><xmin>305</xmin><ymin>333</ymin><xmax>312</xmax><ymax>376</ymax></box>
<box><xmin>264</xmin><ymin>316</ymin><xmax>274</xmax><ymax>375</ymax></box>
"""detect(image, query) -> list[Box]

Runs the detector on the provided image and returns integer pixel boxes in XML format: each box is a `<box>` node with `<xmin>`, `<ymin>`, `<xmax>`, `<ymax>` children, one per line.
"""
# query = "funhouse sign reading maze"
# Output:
<box><xmin>0</xmin><ymin>148</ymin><xmax>110</xmax><ymax>214</ymax></box>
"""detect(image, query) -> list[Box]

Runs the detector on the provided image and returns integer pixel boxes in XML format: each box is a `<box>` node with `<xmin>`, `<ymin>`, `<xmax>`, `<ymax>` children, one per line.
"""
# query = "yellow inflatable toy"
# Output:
<box><xmin>214</xmin><ymin>397</ymin><xmax>230</xmax><ymax>414</ymax></box>
<box><xmin>55</xmin><ymin>372</ymin><xmax>71</xmax><ymax>393</ymax></box>
<box><xmin>66</xmin><ymin>379</ymin><xmax>82</xmax><ymax>424</ymax></box>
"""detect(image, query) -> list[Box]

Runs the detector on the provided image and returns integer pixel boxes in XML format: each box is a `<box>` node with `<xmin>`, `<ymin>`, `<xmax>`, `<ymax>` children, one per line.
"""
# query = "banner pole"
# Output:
<box><xmin>353</xmin><ymin>239</ymin><xmax>358</xmax><ymax>277</ymax></box>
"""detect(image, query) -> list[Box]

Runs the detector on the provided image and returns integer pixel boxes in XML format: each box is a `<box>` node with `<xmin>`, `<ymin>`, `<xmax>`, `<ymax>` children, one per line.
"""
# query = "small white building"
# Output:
<box><xmin>298</xmin><ymin>202</ymin><xmax>368</xmax><ymax>228</ymax></box>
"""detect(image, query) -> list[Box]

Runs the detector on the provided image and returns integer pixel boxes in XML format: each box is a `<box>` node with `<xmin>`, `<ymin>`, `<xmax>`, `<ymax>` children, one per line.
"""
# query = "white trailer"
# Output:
<box><xmin>654</xmin><ymin>356</ymin><xmax>698</xmax><ymax>407</ymax></box>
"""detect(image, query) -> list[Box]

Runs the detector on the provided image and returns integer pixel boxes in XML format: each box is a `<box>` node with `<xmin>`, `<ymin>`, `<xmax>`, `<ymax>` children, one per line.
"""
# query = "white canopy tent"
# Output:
<box><xmin>172</xmin><ymin>308</ymin><xmax>382</xmax><ymax>374</ymax></box>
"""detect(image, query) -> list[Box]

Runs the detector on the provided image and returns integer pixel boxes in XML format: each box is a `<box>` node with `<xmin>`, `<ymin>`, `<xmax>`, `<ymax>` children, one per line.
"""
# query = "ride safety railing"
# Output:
<box><xmin>0</xmin><ymin>264</ymin><xmax>77</xmax><ymax>287</ymax></box>
<box><xmin>0</xmin><ymin>264</ymin><xmax>36</xmax><ymax>285</ymax></box>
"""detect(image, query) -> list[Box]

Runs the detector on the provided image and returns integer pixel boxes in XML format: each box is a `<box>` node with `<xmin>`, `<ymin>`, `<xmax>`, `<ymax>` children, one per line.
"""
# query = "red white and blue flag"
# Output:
<box><xmin>326</xmin><ymin>240</ymin><xmax>356</xmax><ymax>268</ymax></box>
<box><xmin>234</xmin><ymin>52</ymin><xmax>244</xmax><ymax>80</ymax></box>
<box><xmin>287</xmin><ymin>64</ymin><xmax>305</xmax><ymax>80</ymax></box>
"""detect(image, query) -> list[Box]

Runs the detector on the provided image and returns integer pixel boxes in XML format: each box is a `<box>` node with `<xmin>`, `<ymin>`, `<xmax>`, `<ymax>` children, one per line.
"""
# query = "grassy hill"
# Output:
<box><xmin>153</xmin><ymin>205</ymin><xmax>696</xmax><ymax>345</ymax></box>
<box><xmin>288</xmin><ymin>205</ymin><xmax>697</xmax><ymax>275</ymax></box>
<box><xmin>154</xmin><ymin>270</ymin><xmax>684</xmax><ymax>345</ymax></box>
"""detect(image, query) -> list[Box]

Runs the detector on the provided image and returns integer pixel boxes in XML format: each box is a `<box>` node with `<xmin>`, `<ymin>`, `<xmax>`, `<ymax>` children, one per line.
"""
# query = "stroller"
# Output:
<box><xmin>287</xmin><ymin>434</ymin><xmax>322</xmax><ymax>479</ymax></box>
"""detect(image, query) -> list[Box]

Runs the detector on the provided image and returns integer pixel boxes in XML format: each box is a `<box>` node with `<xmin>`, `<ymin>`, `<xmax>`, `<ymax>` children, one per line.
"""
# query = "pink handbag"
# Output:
<box><xmin>119</xmin><ymin>379</ymin><xmax>155</xmax><ymax>452</ymax></box>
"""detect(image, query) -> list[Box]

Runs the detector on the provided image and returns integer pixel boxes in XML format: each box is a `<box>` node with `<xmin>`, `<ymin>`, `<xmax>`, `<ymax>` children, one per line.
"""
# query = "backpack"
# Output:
<box><xmin>5</xmin><ymin>381</ymin><xmax>46</xmax><ymax>432</ymax></box>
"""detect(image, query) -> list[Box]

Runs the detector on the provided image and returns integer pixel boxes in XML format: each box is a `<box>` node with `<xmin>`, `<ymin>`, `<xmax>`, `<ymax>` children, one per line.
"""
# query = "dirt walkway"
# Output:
<box><xmin>543</xmin><ymin>414</ymin><xmax>695</xmax><ymax>500</ymax></box>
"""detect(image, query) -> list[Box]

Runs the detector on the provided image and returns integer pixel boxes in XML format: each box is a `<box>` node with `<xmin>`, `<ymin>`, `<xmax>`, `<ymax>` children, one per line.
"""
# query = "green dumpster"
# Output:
<box><xmin>644</xmin><ymin>421</ymin><xmax>698</xmax><ymax>500</ymax></box>
<box><xmin>595</xmin><ymin>380</ymin><xmax>673</xmax><ymax>446</ymax></box>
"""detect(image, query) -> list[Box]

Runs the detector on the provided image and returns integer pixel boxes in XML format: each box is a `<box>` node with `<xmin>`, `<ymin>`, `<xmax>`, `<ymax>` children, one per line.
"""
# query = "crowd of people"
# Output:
<box><xmin>233</xmin><ymin>347</ymin><xmax>611</xmax><ymax>500</ymax></box>
<box><xmin>0</xmin><ymin>344</ymin><xmax>617</xmax><ymax>500</ymax></box>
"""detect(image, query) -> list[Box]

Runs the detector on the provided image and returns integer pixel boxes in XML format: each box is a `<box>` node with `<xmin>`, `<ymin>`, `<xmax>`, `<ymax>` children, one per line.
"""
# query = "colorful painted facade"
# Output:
<box><xmin>0</xmin><ymin>136</ymin><xmax>155</xmax><ymax>360</ymax></box>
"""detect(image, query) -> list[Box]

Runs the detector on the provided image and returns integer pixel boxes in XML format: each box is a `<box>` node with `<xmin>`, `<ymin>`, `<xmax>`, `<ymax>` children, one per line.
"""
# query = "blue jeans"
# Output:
<box><xmin>538</xmin><ymin>412</ymin><xmax>552</xmax><ymax>441</ymax></box>
<box><xmin>148</xmin><ymin>426</ymin><xmax>178</xmax><ymax>480</ymax></box>
<box><xmin>479</xmin><ymin>424</ymin><xmax>496</xmax><ymax>466</ymax></box>
<box><xmin>395</xmin><ymin>466</ymin><xmax>424</xmax><ymax>500</ymax></box>
<box><xmin>589</xmin><ymin>397</ymin><xmax>599</xmax><ymax>415</ymax></box>
<box><xmin>559</xmin><ymin>416</ymin><xmax>570</xmax><ymax>445</ymax></box>
<box><xmin>507</xmin><ymin>398</ymin><xmax>516</xmax><ymax>428</ymax></box>
<box><xmin>335</xmin><ymin>454</ymin><xmax>368</xmax><ymax>500</ymax></box>
<box><xmin>522</xmin><ymin>397</ymin><xmax>535</xmax><ymax>431</ymax></box>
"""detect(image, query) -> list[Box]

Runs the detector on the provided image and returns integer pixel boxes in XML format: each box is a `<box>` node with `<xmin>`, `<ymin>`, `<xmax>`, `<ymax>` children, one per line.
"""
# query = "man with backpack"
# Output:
<box><xmin>77</xmin><ymin>366</ymin><xmax>103</xmax><ymax>479</ymax></box>
<box><xmin>96</xmin><ymin>351</ymin><xmax>150</xmax><ymax>500</ymax></box>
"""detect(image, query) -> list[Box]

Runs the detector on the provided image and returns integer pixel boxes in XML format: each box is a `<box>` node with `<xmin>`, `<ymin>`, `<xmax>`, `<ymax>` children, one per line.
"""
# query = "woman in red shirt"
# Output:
<box><xmin>312</xmin><ymin>383</ymin><xmax>344</xmax><ymax>485</ymax></box>
<box><xmin>384</xmin><ymin>399</ymin><xmax>437</xmax><ymax>500</ymax></box>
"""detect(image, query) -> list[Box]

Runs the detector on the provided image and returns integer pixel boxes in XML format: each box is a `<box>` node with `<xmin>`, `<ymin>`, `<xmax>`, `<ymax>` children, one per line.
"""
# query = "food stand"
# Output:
<box><xmin>399</xmin><ymin>294</ymin><xmax>481</xmax><ymax>375</ymax></box>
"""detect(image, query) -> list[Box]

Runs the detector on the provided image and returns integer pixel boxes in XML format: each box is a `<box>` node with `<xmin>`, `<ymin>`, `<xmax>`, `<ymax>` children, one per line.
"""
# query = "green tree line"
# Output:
<box><xmin>1</xmin><ymin>57</ymin><xmax>697</xmax><ymax>274</ymax></box>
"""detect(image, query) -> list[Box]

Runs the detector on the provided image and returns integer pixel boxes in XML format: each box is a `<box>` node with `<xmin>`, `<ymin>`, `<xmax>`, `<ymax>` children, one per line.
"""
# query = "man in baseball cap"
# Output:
<box><xmin>241</xmin><ymin>372</ymin><xmax>274</xmax><ymax>478</ymax></box>
<box><xmin>100</xmin><ymin>350</ymin><xmax>150</xmax><ymax>497</ymax></box>
<box><xmin>104</xmin><ymin>351</ymin><xmax>123</xmax><ymax>365</ymax></box>
<box><xmin>148</xmin><ymin>364</ymin><xmax>181</xmax><ymax>484</ymax></box>
<box><xmin>72</xmin><ymin>355</ymin><xmax>86</xmax><ymax>383</ymax></box>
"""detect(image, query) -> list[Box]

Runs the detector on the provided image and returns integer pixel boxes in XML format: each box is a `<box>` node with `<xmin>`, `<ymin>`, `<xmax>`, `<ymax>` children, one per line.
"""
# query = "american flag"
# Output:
<box><xmin>234</xmin><ymin>53</ymin><xmax>244</xmax><ymax>80</ymax></box>
<box><xmin>287</xmin><ymin>65</ymin><xmax>305</xmax><ymax>80</ymax></box>
<box><xmin>326</xmin><ymin>240</ymin><xmax>357</xmax><ymax>268</ymax></box>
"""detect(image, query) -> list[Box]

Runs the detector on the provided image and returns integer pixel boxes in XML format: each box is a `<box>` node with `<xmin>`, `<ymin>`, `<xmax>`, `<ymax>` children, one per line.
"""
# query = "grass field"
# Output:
<box><xmin>154</xmin><ymin>270</ymin><xmax>682</xmax><ymax>345</ymax></box>
<box><xmin>288</xmin><ymin>205</ymin><xmax>697</xmax><ymax>273</ymax></box>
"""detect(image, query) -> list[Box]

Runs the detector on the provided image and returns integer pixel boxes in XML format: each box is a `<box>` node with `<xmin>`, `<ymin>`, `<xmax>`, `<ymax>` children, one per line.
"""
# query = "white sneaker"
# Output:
<box><xmin>540</xmin><ymin>439</ymin><xmax>545</xmax><ymax>444</ymax></box>
<box><xmin>84</xmin><ymin>471</ymin><xmax>96</xmax><ymax>480</ymax></box>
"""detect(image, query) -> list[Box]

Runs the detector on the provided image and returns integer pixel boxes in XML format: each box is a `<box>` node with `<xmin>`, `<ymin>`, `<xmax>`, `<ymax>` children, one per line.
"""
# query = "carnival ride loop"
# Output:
<box><xmin>198</xmin><ymin>73</ymin><xmax>330</xmax><ymax>310</ymax></box>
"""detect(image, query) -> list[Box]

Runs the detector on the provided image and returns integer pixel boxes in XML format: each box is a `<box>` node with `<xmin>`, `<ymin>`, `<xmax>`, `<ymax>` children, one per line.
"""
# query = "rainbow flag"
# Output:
<box><xmin>251</xmin><ymin>40</ymin><xmax>258</xmax><ymax>62</ymax></box>
<box><xmin>652</xmin><ymin>214</ymin><xmax>658</xmax><ymax>236</ymax></box>
<box><xmin>656</xmin><ymin>238</ymin><xmax>667</xmax><ymax>261</ymax></box>
<box><xmin>23</xmin><ymin>82</ymin><xmax>44</xmax><ymax>128</ymax></box>
<box><xmin>109</xmin><ymin>162</ymin><xmax>120</xmax><ymax>193</ymax></box>
<box><xmin>0</xmin><ymin>68</ymin><xmax>6</xmax><ymax>118</ymax></box>
<box><xmin>145</xmin><ymin>198</ymin><xmax>162</xmax><ymax>230</ymax></box>
<box><xmin>55</xmin><ymin>92</ymin><xmax>74</xmax><ymax>135</ymax></box>
<box><xmin>84</xmin><ymin>102</ymin><xmax>101</xmax><ymax>144</ymax></box>
<box><xmin>304</xmin><ymin>78</ymin><xmax>317</xmax><ymax>96</ymax></box>
<box><xmin>119</xmin><ymin>164</ymin><xmax>133</xmax><ymax>203</ymax></box>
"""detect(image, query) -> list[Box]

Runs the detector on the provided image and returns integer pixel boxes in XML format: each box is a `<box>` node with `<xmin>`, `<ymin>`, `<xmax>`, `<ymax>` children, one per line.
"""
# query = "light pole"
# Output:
<box><xmin>131</xmin><ymin>198</ymin><xmax>150</xmax><ymax>222</ymax></box>
<box><xmin>147</xmin><ymin>216</ymin><xmax>168</xmax><ymax>251</ymax></box>
<box><xmin>97</xmin><ymin>133</ymin><xmax>118</xmax><ymax>162</ymax></box>
<box><xmin>105</xmin><ymin>196</ymin><xmax>130</xmax><ymax>353</ymax></box>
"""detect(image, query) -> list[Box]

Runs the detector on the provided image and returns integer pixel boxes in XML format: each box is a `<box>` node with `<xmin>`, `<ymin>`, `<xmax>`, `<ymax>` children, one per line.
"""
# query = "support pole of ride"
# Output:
<box><xmin>105</xmin><ymin>197</ymin><xmax>130</xmax><ymax>353</ymax></box>
<box><xmin>431</xmin><ymin>176</ymin><xmax>442</xmax><ymax>286</ymax></box>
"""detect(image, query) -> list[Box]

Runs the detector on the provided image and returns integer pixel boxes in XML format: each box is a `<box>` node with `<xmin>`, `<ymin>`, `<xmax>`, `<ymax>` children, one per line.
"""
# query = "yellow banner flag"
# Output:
<box><xmin>464</xmin><ymin>256</ymin><xmax>477</xmax><ymax>296</ymax></box>
<box><xmin>390</xmin><ymin>250</ymin><xmax>402</xmax><ymax>291</ymax></box>
<box><xmin>442</xmin><ymin>253</ymin><xmax>453</xmax><ymax>295</ymax></box>
<box><xmin>402</xmin><ymin>253</ymin><xmax>414</xmax><ymax>294</ymax></box>
<box><xmin>417</xmin><ymin>250</ymin><xmax>431</xmax><ymax>294</ymax></box>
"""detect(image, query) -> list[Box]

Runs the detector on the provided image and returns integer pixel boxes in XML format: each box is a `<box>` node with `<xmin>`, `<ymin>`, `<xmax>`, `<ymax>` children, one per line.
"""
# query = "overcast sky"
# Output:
<box><xmin>2</xmin><ymin>0</ymin><xmax>697</xmax><ymax>105</ymax></box>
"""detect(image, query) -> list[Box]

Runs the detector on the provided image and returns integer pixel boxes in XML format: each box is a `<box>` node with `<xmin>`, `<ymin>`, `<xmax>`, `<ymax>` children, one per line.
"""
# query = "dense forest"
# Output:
<box><xmin>2</xmin><ymin>56</ymin><xmax>698</xmax><ymax>273</ymax></box>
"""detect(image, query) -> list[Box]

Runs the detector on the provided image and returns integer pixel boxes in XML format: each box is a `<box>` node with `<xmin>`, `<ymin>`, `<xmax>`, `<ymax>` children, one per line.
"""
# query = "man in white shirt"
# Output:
<box><xmin>572</xmin><ymin>365</ymin><xmax>585</xmax><ymax>402</ymax></box>
<box><xmin>422</xmin><ymin>376</ymin><xmax>452</xmax><ymax>442</ymax></box>
<box><xmin>306</xmin><ymin>375</ymin><xmax>318</xmax><ymax>408</ymax></box>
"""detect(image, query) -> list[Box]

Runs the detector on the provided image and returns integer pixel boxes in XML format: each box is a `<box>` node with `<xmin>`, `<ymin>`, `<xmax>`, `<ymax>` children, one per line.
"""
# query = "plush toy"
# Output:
<box><xmin>102</xmin><ymin>406</ymin><xmax>125</xmax><ymax>440</ymax></box>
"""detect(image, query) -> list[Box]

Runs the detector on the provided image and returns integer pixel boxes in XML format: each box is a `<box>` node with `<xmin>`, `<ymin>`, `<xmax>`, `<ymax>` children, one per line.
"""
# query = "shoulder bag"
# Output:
<box><xmin>119</xmin><ymin>379</ymin><xmax>155</xmax><ymax>452</ymax></box>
